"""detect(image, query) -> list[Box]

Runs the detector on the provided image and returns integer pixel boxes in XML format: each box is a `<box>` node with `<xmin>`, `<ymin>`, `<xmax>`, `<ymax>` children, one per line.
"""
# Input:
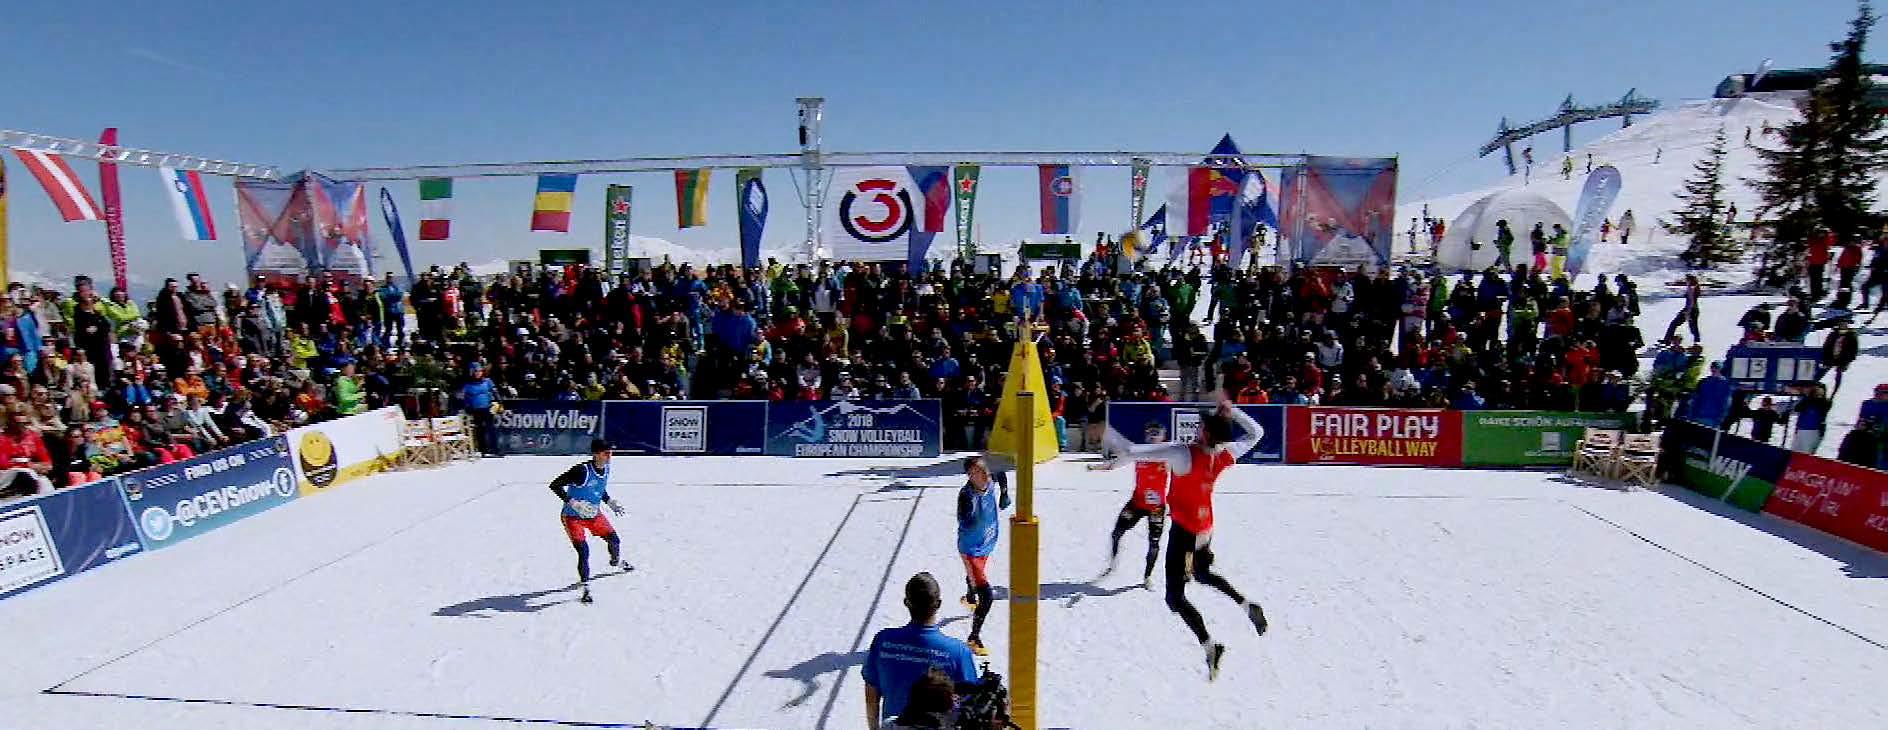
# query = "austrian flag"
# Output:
<box><xmin>418</xmin><ymin>177</ymin><xmax>452</xmax><ymax>240</ymax></box>
<box><xmin>12</xmin><ymin>149</ymin><xmax>101</xmax><ymax>222</ymax></box>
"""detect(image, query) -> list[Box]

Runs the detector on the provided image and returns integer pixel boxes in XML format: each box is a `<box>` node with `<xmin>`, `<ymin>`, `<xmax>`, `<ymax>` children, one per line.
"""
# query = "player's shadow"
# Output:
<box><xmin>762</xmin><ymin>616</ymin><xmax>964</xmax><ymax>709</ymax></box>
<box><xmin>827</xmin><ymin>457</ymin><xmax>975</xmax><ymax>482</ymax></box>
<box><xmin>433</xmin><ymin>572</ymin><xmax>630</xmax><ymax>618</ymax></box>
<box><xmin>1041</xmin><ymin>580</ymin><xmax>1143</xmax><ymax>607</ymax></box>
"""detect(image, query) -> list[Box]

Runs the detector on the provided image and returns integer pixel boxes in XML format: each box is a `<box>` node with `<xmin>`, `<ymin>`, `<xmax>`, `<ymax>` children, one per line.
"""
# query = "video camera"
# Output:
<box><xmin>955</xmin><ymin>662</ymin><xmax>1019</xmax><ymax>730</ymax></box>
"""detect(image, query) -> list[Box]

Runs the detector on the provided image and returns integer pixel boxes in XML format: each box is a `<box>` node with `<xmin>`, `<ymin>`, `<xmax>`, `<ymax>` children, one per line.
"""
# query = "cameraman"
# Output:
<box><xmin>863</xmin><ymin>572</ymin><xmax>979</xmax><ymax>729</ymax></box>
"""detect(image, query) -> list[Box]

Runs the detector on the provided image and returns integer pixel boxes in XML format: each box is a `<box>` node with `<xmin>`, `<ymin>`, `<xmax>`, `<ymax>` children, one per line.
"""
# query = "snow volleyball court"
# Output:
<box><xmin>3</xmin><ymin>455</ymin><xmax>1885</xmax><ymax>729</ymax></box>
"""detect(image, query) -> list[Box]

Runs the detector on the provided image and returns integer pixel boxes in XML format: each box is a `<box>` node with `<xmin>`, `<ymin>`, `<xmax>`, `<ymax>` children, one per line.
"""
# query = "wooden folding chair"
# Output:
<box><xmin>430</xmin><ymin>416</ymin><xmax>478</xmax><ymax>461</ymax></box>
<box><xmin>1569</xmin><ymin>428</ymin><xmax>1622</xmax><ymax>479</ymax></box>
<box><xmin>400</xmin><ymin>419</ymin><xmax>446</xmax><ymax>469</ymax></box>
<box><xmin>1615</xmin><ymin>432</ymin><xmax>1663</xmax><ymax>489</ymax></box>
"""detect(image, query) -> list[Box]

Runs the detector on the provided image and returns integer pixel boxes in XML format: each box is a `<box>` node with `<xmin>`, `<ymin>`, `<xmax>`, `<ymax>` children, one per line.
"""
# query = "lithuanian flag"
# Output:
<box><xmin>531</xmin><ymin>174</ymin><xmax>577</xmax><ymax>232</ymax></box>
<box><xmin>674</xmin><ymin>169</ymin><xmax>710</xmax><ymax>228</ymax></box>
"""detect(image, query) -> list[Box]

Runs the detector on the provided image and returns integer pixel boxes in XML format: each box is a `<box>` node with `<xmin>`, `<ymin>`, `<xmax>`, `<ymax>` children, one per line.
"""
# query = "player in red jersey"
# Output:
<box><xmin>1104</xmin><ymin>399</ymin><xmax>1268</xmax><ymax>681</ymax></box>
<box><xmin>1095</xmin><ymin>421</ymin><xmax>1172</xmax><ymax>589</ymax></box>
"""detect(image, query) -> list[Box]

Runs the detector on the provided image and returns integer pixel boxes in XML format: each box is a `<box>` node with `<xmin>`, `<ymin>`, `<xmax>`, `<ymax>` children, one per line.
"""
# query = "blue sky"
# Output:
<box><xmin>0</xmin><ymin>0</ymin><xmax>1859</xmax><ymax>289</ymax></box>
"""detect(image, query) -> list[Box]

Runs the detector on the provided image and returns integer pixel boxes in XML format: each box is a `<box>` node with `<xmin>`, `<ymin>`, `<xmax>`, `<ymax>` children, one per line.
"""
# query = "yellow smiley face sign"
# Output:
<box><xmin>298</xmin><ymin>430</ymin><xmax>340</xmax><ymax>494</ymax></box>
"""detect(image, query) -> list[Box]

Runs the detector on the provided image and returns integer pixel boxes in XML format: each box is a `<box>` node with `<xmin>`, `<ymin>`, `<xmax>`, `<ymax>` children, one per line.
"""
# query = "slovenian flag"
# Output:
<box><xmin>532</xmin><ymin>174</ymin><xmax>576</xmax><ymax>232</ymax></box>
<box><xmin>418</xmin><ymin>177</ymin><xmax>452</xmax><ymax>240</ymax></box>
<box><xmin>1038</xmin><ymin>164</ymin><xmax>1080</xmax><ymax>235</ymax></box>
<box><xmin>160</xmin><ymin>167</ymin><xmax>217</xmax><ymax>240</ymax></box>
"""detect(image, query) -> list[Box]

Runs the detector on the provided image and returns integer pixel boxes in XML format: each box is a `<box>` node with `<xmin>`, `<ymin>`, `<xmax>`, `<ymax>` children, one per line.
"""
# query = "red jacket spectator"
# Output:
<box><xmin>1564</xmin><ymin>343</ymin><xmax>1599</xmax><ymax>387</ymax></box>
<box><xmin>1808</xmin><ymin>232</ymin><xmax>1834</xmax><ymax>266</ymax></box>
<box><xmin>1838</xmin><ymin>242</ymin><xmax>1864</xmax><ymax>270</ymax></box>
<box><xmin>0</xmin><ymin>427</ymin><xmax>53</xmax><ymax>469</ymax></box>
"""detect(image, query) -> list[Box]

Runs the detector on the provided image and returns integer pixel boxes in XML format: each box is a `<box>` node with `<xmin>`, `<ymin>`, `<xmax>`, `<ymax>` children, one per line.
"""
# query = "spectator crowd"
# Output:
<box><xmin>12</xmin><ymin>228</ymin><xmax>1888</xmax><ymax>501</ymax></box>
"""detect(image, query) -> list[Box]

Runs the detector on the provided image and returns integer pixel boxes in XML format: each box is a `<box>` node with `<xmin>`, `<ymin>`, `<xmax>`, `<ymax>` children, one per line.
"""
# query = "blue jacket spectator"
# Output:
<box><xmin>1688</xmin><ymin>367</ymin><xmax>1734</xmax><ymax>428</ymax></box>
<box><xmin>863</xmin><ymin>573</ymin><xmax>979</xmax><ymax>726</ymax></box>
<box><xmin>1452</xmin><ymin>386</ymin><xmax>1486</xmax><ymax>411</ymax></box>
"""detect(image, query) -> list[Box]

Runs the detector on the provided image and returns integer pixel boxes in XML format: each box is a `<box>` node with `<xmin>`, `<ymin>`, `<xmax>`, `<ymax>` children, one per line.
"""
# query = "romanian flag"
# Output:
<box><xmin>531</xmin><ymin>174</ymin><xmax>576</xmax><ymax>232</ymax></box>
<box><xmin>675</xmin><ymin>169</ymin><xmax>710</xmax><ymax>228</ymax></box>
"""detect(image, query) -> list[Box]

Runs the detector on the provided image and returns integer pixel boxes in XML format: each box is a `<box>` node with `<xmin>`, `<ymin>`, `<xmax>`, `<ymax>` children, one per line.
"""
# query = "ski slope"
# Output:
<box><xmin>1403</xmin><ymin>92</ymin><xmax>1811</xmax><ymax>288</ymax></box>
<box><xmin>3</xmin><ymin>454</ymin><xmax>1884</xmax><ymax>729</ymax></box>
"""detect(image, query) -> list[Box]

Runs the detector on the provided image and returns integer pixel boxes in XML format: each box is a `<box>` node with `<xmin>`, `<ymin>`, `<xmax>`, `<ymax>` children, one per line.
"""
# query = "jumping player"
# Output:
<box><xmin>1104</xmin><ymin>400</ymin><xmax>1268</xmax><ymax>680</ymax></box>
<box><xmin>548</xmin><ymin>438</ymin><xmax>626</xmax><ymax>604</ymax></box>
<box><xmin>1095</xmin><ymin>421</ymin><xmax>1170</xmax><ymax>589</ymax></box>
<box><xmin>957</xmin><ymin>455</ymin><xmax>1009</xmax><ymax>656</ymax></box>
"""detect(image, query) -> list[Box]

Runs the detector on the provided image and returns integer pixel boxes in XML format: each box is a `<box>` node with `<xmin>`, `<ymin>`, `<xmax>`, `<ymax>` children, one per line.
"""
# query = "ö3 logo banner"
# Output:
<box><xmin>124</xmin><ymin>438</ymin><xmax>299</xmax><ymax>547</ymax></box>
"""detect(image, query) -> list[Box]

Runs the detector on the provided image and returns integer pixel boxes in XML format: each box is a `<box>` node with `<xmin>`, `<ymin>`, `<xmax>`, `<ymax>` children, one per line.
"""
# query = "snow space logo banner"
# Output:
<box><xmin>121</xmin><ymin>437</ymin><xmax>297</xmax><ymax>549</ymax></box>
<box><xmin>493</xmin><ymin>401</ymin><xmax>604</xmax><ymax>455</ymax></box>
<box><xmin>1104</xmin><ymin>403</ymin><xmax>1285</xmax><ymax>463</ymax></box>
<box><xmin>1</xmin><ymin>479</ymin><xmax>142</xmax><ymax>601</ymax></box>
<box><xmin>821</xmin><ymin>167</ymin><xmax>943</xmax><ymax>263</ymax></box>
<box><xmin>1279</xmin><ymin>157</ymin><xmax>1397</xmax><ymax>268</ymax></box>
<box><xmin>766</xmin><ymin>400</ymin><xmax>943</xmax><ymax>458</ymax></box>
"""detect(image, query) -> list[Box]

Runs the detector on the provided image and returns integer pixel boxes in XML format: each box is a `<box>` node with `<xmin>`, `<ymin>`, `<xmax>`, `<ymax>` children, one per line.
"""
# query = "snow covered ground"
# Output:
<box><xmin>3</xmin><ymin>454</ymin><xmax>1884</xmax><ymax>730</ymax></box>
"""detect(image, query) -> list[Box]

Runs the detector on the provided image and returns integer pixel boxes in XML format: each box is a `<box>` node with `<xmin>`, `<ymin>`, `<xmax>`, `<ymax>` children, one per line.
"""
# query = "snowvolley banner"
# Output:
<box><xmin>1279</xmin><ymin>157</ymin><xmax>1397</xmax><ymax>268</ymax></box>
<box><xmin>766</xmin><ymin>400</ymin><xmax>943</xmax><ymax>458</ymax></box>
<box><xmin>120</xmin><ymin>437</ymin><xmax>297</xmax><ymax>550</ymax></box>
<box><xmin>1105</xmin><ymin>403</ymin><xmax>1286</xmax><ymax>463</ymax></box>
<box><xmin>494</xmin><ymin>401</ymin><xmax>605</xmax><ymax>455</ymax></box>
<box><xmin>820</xmin><ymin>167</ymin><xmax>944</xmax><ymax>263</ymax></box>
<box><xmin>1565</xmin><ymin>165</ymin><xmax>1621</xmax><ymax>278</ymax></box>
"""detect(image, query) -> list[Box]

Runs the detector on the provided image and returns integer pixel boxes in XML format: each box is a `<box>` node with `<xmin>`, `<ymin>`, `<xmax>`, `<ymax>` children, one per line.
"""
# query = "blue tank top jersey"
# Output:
<box><xmin>561</xmin><ymin>462</ymin><xmax>612</xmax><ymax>517</ymax></box>
<box><xmin>957</xmin><ymin>483</ymin><xmax>1000</xmax><ymax>557</ymax></box>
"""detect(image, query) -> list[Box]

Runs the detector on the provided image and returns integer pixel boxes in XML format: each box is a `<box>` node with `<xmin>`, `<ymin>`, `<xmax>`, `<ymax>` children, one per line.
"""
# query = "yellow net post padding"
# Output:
<box><xmin>1007</xmin><ymin>390</ymin><xmax>1040</xmax><ymax>730</ymax></box>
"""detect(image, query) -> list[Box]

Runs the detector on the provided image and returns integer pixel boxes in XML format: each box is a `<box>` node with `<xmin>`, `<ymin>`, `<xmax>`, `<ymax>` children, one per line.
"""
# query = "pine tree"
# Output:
<box><xmin>1752</xmin><ymin>1</ymin><xmax>1888</xmax><ymax>283</ymax></box>
<box><xmin>1671</xmin><ymin>127</ymin><xmax>1740</xmax><ymax>267</ymax></box>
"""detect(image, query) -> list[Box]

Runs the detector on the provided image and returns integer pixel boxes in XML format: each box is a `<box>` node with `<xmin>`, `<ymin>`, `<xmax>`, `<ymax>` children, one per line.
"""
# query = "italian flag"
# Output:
<box><xmin>418</xmin><ymin>177</ymin><xmax>452</xmax><ymax>240</ymax></box>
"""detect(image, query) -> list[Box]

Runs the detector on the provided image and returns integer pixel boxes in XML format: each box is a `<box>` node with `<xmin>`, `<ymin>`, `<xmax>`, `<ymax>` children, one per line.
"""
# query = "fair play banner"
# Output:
<box><xmin>820</xmin><ymin>167</ymin><xmax>944</xmax><ymax>263</ymax></box>
<box><xmin>1286</xmin><ymin>406</ymin><xmax>1463</xmax><ymax>466</ymax></box>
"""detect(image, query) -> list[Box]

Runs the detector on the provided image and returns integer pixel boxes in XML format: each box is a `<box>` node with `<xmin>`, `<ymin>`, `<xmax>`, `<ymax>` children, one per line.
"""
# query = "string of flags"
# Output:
<box><xmin>3</xmin><ymin>133</ymin><xmax>1285</xmax><ymax>266</ymax></box>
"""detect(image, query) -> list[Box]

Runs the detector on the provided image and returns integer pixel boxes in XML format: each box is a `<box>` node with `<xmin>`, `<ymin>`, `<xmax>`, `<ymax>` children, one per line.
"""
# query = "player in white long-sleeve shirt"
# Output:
<box><xmin>1103</xmin><ymin>399</ymin><xmax>1269</xmax><ymax>681</ymax></box>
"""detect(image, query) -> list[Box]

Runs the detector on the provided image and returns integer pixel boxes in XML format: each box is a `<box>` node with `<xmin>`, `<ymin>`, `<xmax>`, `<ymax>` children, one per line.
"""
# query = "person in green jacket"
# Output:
<box><xmin>98</xmin><ymin>287</ymin><xmax>143</xmax><ymax>340</ymax></box>
<box><xmin>333</xmin><ymin>362</ymin><xmax>366</xmax><ymax>416</ymax></box>
<box><xmin>1426</xmin><ymin>272</ymin><xmax>1450</xmax><ymax>330</ymax></box>
<box><xmin>1493</xmin><ymin>219</ymin><xmax>1516</xmax><ymax>270</ymax></box>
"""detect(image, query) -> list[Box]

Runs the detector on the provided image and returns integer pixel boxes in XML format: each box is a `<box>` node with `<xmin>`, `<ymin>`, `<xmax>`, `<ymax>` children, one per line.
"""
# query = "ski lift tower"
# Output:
<box><xmin>797</xmin><ymin>97</ymin><xmax>826</xmax><ymax>261</ymax></box>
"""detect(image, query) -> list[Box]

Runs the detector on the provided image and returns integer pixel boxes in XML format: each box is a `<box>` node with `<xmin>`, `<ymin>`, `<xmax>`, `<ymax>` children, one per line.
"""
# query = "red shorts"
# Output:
<box><xmin>961</xmin><ymin>554</ymin><xmax>991</xmax><ymax>587</ymax></box>
<box><xmin>562</xmin><ymin>513</ymin><xmax>616</xmax><ymax>542</ymax></box>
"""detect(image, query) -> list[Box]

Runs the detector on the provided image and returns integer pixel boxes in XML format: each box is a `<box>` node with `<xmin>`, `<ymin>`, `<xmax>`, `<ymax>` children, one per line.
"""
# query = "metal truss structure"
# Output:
<box><xmin>0</xmin><ymin>129</ymin><xmax>281</xmax><ymax>179</ymax></box>
<box><xmin>1478</xmin><ymin>90</ymin><xmax>1659</xmax><ymax>175</ymax></box>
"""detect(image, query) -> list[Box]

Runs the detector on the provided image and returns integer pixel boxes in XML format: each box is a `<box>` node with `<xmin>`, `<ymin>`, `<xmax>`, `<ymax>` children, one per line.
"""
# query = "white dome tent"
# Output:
<box><xmin>1435</xmin><ymin>189</ymin><xmax>1573</xmax><ymax>273</ymax></box>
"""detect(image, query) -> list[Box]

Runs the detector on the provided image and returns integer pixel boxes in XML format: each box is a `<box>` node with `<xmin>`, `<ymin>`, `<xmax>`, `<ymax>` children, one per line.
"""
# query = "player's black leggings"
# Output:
<box><xmin>1110</xmin><ymin>504</ymin><xmax>1166</xmax><ymax>580</ymax></box>
<box><xmin>1165</xmin><ymin>525</ymin><xmax>1246</xmax><ymax>645</ymax></box>
<box><xmin>573</xmin><ymin>534</ymin><xmax>622</xmax><ymax>583</ymax></box>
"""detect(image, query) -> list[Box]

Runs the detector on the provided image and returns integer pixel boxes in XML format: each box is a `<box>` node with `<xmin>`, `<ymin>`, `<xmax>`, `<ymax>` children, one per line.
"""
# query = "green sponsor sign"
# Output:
<box><xmin>1018</xmin><ymin>242</ymin><xmax>1081</xmax><ymax>260</ymax></box>
<box><xmin>539</xmin><ymin>248</ymin><xmax>591</xmax><ymax>266</ymax></box>
<box><xmin>953</xmin><ymin>164</ymin><xmax>980</xmax><ymax>259</ymax></box>
<box><xmin>604</xmin><ymin>185</ymin><xmax>632</xmax><ymax>276</ymax></box>
<box><xmin>1460</xmin><ymin>411</ymin><xmax>1633</xmax><ymax>467</ymax></box>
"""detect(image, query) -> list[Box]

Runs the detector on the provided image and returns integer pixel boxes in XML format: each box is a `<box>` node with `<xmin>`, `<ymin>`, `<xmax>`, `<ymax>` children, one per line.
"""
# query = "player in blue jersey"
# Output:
<box><xmin>548</xmin><ymin>438</ymin><xmax>625</xmax><ymax>604</ymax></box>
<box><xmin>957</xmin><ymin>455</ymin><xmax>1009</xmax><ymax>655</ymax></box>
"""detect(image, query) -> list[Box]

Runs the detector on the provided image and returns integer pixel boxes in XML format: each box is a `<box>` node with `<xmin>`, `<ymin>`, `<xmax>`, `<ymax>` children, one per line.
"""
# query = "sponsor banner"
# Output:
<box><xmin>1723</xmin><ymin>342</ymin><xmax>1823</xmax><ymax>395</ymax></box>
<box><xmin>1105</xmin><ymin>403</ymin><xmax>1286</xmax><ymax>463</ymax></box>
<box><xmin>494</xmin><ymin>401</ymin><xmax>605</xmax><ymax>456</ymax></box>
<box><xmin>601</xmin><ymin>401</ymin><xmax>766</xmax><ymax>456</ymax></box>
<box><xmin>1287</xmin><ymin>407</ymin><xmax>1462</xmax><ymax>466</ymax></box>
<box><xmin>1763</xmin><ymin>454</ymin><xmax>1888</xmax><ymax>552</ymax></box>
<box><xmin>605</xmin><ymin>184</ymin><xmax>632</xmax><ymax>277</ymax></box>
<box><xmin>1</xmin><ymin>478</ymin><xmax>142</xmax><ymax>600</ymax></box>
<box><xmin>1461</xmin><ymin>411</ymin><xmax>1634</xmax><ymax>467</ymax></box>
<box><xmin>290</xmin><ymin>406</ymin><xmax>404</xmax><ymax>496</ymax></box>
<box><xmin>1665</xmin><ymin>420</ymin><xmax>1788</xmax><ymax>511</ymax></box>
<box><xmin>119</xmin><ymin>437</ymin><xmax>298</xmax><ymax>549</ymax></box>
<box><xmin>766</xmin><ymin>400</ymin><xmax>942</xmax><ymax>458</ymax></box>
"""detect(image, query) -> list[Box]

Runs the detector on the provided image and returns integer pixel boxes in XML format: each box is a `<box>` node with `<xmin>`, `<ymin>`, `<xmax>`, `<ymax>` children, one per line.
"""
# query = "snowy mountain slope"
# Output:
<box><xmin>1403</xmin><ymin>92</ymin><xmax>1811</xmax><ymax>287</ymax></box>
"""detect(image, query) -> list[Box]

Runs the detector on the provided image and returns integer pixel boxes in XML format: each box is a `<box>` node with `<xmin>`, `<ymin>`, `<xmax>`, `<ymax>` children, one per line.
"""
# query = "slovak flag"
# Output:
<box><xmin>160</xmin><ymin>167</ymin><xmax>218</xmax><ymax>240</ymax></box>
<box><xmin>1038</xmin><ymin>164</ymin><xmax>1080</xmax><ymax>234</ymax></box>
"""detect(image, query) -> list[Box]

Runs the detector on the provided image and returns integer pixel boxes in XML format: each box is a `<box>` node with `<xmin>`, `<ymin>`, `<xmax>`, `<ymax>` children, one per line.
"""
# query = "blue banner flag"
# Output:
<box><xmin>736</xmin><ymin>168</ymin><xmax>767</xmax><ymax>269</ymax></box>
<box><xmin>1565</xmin><ymin>165</ymin><xmax>1621</xmax><ymax>278</ymax></box>
<box><xmin>379</xmin><ymin>188</ymin><xmax>418</xmax><ymax>285</ymax></box>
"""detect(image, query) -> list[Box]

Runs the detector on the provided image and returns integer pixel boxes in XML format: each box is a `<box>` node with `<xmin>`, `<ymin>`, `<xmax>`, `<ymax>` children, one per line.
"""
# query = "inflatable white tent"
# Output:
<box><xmin>1435</xmin><ymin>189</ymin><xmax>1573</xmax><ymax>273</ymax></box>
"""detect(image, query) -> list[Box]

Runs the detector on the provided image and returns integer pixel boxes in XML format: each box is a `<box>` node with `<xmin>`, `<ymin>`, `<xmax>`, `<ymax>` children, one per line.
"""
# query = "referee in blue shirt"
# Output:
<box><xmin>863</xmin><ymin>572</ymin><xmax>980</xmax><ymax>728</ymax></box>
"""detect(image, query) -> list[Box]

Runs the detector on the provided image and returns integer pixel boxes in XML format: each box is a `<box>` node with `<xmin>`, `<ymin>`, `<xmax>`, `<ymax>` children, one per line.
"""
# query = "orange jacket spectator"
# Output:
<box><xmin>173</xmin><ymin>374</ymin><xmax>210</xmax><ymax>401</ymax></box>
<box><xmin>1235</xmin><ymin>380</ymin><xmax>1271</xmax><ymax>404</ymax></box>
